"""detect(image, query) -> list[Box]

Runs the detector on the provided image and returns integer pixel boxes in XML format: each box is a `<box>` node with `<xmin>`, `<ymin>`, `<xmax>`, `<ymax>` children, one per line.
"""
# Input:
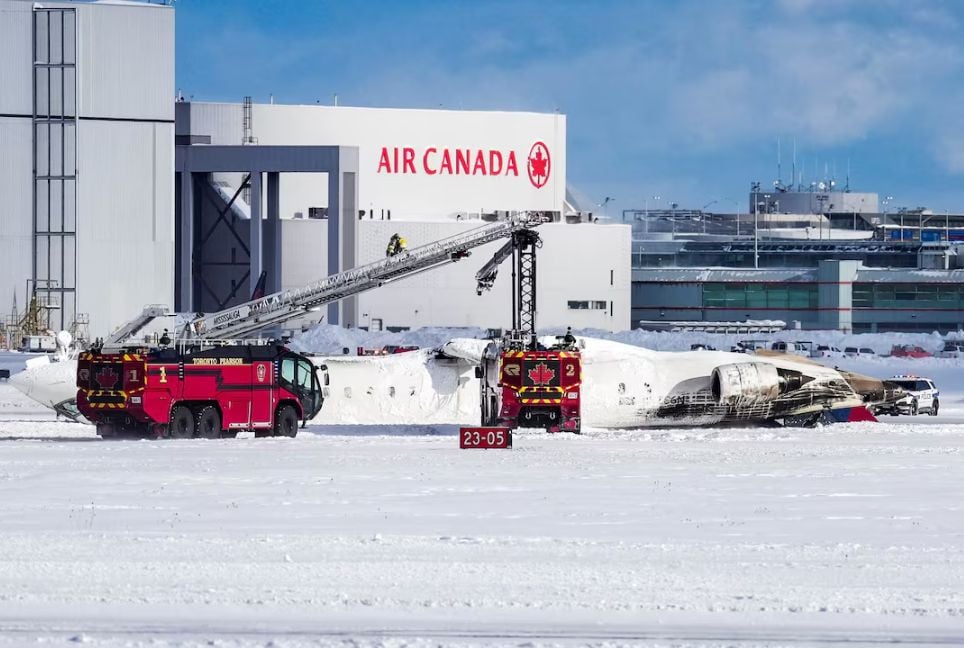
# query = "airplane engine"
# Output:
<box><xmin>711</xmin><ymin>363</ymin><xmax>808</xmax><ymax>404</ymax></box>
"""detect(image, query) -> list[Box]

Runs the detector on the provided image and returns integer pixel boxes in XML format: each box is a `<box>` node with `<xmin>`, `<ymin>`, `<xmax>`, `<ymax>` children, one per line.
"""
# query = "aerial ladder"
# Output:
<box><xmin>105</xmin><ymin>212</ymin><xmax>550</xmax><ymax>349</ymax></box>
<box><xmin>473</xmin><ymin>228</ymin><xmax>583</xmax><ymax>435</ymax></box>
<box><xmin>474</xmin><ymin>228</ymin><xmax>541</xmax><ymax>350</ymax></box>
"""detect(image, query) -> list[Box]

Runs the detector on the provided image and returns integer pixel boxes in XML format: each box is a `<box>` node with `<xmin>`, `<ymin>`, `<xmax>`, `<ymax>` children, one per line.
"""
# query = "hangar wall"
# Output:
<box><xmin>0</xmin><ymin>0</ymin><xmax>174</xmax><ymax>340</ymax></box>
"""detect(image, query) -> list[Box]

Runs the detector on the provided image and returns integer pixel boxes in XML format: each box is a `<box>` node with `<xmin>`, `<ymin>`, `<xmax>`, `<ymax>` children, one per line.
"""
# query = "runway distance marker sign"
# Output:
<box><xmin>460</xmin><ymin>427</ymin><xmax>512</xmax><ymax>449</ymax></box>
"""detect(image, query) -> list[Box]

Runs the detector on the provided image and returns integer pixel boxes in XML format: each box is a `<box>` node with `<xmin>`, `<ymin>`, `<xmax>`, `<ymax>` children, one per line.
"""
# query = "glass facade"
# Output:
<box><xmin>632</xmin><ymin>241</ymin><xmax>919</xmax><ymax>270</ymax></box>
<box><xmin>853</xmin><ymin>283</ymin><xmax>964</xmax><ymax>310</ymax></box>
<box><xmin>702</xmin><ymin>283</ymin><xmax>818</xmax><ymax>309</ymax></box>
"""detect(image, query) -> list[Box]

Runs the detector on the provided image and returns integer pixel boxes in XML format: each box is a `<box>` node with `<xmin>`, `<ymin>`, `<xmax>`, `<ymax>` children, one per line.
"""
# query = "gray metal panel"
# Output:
<box><xmin>176</xmin><ymin>145</ymin><xmax>353</xmax><ymax>172</ymax></box>
<box><xmin>0</xmin><ymin>1</ymin><xmax>33</xmax><ymax>115</ymax></box>
<box><xmin>76</xmin><ymin>120</ymin><xmax>174</xmax><ymax>336</ymax></box>
<box><xmin>0</xmin><ymin>115</ymin><xmax>34</xmax><ymax>315</ymax></box>
<box><xmin>0</xmin><ymin>118</ymin><xmax>32</xmax><ymax>238</ymax></box>
<box><xmin>856</xmin><ymin>268</ymin><xmax>964</xmax><ymax>283</ymax></box>
<box><xmin>75</xmin><ymin>3</ymin><xmax>173</xmax><ymax>121</ymax></box>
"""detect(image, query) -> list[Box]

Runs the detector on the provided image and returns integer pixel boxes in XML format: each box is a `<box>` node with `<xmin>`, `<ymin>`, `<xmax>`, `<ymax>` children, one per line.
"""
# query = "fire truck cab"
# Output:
<box><xmin>77</xmin><ymin>344</ymin><xmax>325</xmax><ymax>439</ymax></box>
<box><xmin>480</xmin><ymin>333</ymin><xmax>582</xmax><ymax>433</ymax></box>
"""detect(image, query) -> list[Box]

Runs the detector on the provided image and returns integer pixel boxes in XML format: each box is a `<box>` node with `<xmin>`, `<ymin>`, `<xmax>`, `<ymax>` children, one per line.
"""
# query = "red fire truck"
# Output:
<box><xmin>77</xmin><ymin>344</ymin><xmax>325</xmax><ymax>439</ymax></box>
<box><xmin>486</xmin><ymin>342</ymin><xmax>582</xmax><ymax>433</ymax></box>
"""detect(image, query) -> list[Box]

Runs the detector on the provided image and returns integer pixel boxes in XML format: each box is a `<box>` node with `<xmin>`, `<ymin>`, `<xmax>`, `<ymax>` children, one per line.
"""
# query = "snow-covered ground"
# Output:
<box><xmin>3</xmin><ymin>329</ymin><xmax>964</xmax><ymax>646</ymax></box>
<box><xmin>2</xmin><ymin>372</ymin><xmax>964</xmax><ymax>646</ymax></box>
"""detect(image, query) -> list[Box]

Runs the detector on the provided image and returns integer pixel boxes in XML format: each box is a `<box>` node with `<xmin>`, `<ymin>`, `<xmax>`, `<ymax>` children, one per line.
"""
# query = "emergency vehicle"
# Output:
<box><xmin>484</xmin><ymin>337</ymin><xmax>581</xmax><ymax>433</ymax></box>
<box><xmin>77</xmin><ymin>344</ymin><xmax>324</xmax><ymax>438</ymax></box>
<box><xmin>876</xmin><ymin>375</ymin><xmax>939</xmax><ymax>416</ymax></box>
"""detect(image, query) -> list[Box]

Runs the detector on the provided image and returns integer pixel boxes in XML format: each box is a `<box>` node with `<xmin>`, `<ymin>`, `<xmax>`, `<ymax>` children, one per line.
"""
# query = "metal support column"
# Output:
<box><xmin>177</xmin><ymin>171</ymin><xmax>194</xmax><ymax>311</ymax></box>
<box><xmin>326</xmin><ymin>165</ymin><xmax>341</xmax><ymax>325</ymax></box>
<box><xmin>249</xmin><ymin>171</ymin><xmax>263</xmax><ymax>296</ymax></box>
<box><xmin>265</xmin><ymin>172</ymin><xmax>281</xmax><ymax>294</ymax></box>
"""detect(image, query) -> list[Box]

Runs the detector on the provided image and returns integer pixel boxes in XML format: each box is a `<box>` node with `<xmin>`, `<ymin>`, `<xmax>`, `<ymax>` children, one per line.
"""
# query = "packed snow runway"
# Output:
<box><xmin>1</xmin><ymin>384</ymin><xmax>963</xmax><ymax>647</ymax></box>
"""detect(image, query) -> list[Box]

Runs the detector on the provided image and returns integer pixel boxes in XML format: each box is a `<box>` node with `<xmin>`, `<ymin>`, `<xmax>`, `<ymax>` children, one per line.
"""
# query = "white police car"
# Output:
<box><xmin>881</xmin><ymin>376</ymin><xmax>940</xmax><ymax>416</ymax></box>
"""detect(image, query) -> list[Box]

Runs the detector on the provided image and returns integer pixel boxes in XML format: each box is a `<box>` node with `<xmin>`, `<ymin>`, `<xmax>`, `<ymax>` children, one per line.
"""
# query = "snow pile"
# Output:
<box><xmin>312</xmin><ymin>348</ymin><xmax>480</xmax><ymax>425</ymax></box>
<box><xmin>291</xmin><ymin>323</ymin><xmax>488</xmax><ymax>355</ymax></box>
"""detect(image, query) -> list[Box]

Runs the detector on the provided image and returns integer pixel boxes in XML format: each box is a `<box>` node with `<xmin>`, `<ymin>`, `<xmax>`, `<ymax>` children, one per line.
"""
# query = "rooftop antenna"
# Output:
<box><xmin>777</xmin><ymin>138</ymin><xmax>782</xmax><ymax>188</ymax></box>
<box><xmin>792</xmin><ymin>138</ymin><xmax>797</xmax><ymax>191</ymax></box>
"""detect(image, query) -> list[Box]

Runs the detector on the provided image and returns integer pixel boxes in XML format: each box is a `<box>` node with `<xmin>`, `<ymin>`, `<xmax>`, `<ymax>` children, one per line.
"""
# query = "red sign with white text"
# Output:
<box><xmin>460</xmin><ymin>427</ymin><xmax>513</xmax><ymax>449</ymax></box>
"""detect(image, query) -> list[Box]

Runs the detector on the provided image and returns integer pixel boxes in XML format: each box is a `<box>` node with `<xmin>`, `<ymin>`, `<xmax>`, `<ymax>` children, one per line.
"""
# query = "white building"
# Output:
<box><xmin>177</xmin><ymin>102</ymin><xmax>568</xmax><ymax>221</ymax></box>
<box><xmin>178</xmin><ymin>102</ymin><xmax>631</xmax><ymax>331</ymax></box>
<box><xmin>0</xmin><ymin>0</ymin><xmax>174</xmax><ymax>339</ymax></box>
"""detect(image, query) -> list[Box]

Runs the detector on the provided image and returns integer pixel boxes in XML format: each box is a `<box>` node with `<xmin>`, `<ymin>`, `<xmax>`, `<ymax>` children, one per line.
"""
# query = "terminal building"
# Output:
<box><xmin>630</xmin><ymin>183</ymin><xmax>964</xmax><ymax>333</ymax></box>
<box><xmin>0</xmin><ymin>0</ymin><xmax>630</xmax><ymax>343</ymax></box>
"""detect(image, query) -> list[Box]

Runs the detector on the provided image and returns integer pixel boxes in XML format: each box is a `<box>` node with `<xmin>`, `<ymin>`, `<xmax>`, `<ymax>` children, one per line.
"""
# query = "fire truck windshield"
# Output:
<box><xmin>279</xmin><ymin>355</ymin><xmax>323</xmax><ymax>420</ymax></box>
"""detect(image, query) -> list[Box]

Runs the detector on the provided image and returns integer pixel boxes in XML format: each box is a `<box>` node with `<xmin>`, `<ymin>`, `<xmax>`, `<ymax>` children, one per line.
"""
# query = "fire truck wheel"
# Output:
<box><xmin>170</xmin><ymin>405</ymin><xmax>195</xmax><ymax>439</ymax></box>
<box><xmin>196</xmin><ymin>406</ymin><xmax>221</xmax><ymax>439</ymax></box>
<box><xmin>274</xmin><ymin>404</ymin><xmax>299</xmax><ymax>438</ymax></box>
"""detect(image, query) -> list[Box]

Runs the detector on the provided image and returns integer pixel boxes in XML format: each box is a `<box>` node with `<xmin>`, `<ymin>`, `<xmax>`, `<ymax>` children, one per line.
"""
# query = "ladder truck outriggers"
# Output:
<box><xmin>77</xmin><ymin>213</ymin><xmax>550</xmax><ymax>439</ymax></box>
<box><xmin>475</xmin><ymin>229</ymin><xmax>583</xmax><ymax>434</ymax></box>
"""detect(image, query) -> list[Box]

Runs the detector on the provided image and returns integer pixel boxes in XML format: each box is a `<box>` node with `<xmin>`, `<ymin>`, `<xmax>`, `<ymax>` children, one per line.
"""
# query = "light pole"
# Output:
<box><xmin>946</xmin><ymin>209</ymin><xmax>950</xmax><ymax>241</ymax></box>
<box><xmin>883</xmin><ymin>195</ymin><xmax>894</xmax><ymax>239</ymax></box>
<box><xmin>754</xmin><ymin>200</ymin><xmax>764</xmax><ymax>268</ymax></box>
<box><xmin>702</xmin><ymin>200</ymin><xmax>717</xmax><ymax>235</ymax></box>
<box><xmin>763</xmin><ymin>193</ymin><xmax>771</xmax><ymax>233</ymax></box>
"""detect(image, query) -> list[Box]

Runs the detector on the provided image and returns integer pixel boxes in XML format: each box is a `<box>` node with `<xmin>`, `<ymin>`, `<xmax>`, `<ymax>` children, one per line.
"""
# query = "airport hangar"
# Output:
<box><xmin>0</xmin><ymin>0</ymin><xmax>630</xmax><ymax>341</ymax></box>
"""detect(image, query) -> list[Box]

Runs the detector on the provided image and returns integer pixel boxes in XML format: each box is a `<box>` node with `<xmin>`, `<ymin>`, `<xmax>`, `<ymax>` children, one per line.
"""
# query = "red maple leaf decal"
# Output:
<box><xmin>527</xmin><ymin>142</ymin><xmax>551</xmax><ymax>189</ymax></box>
<box><xmin>95</xmin><ymin>367</ymin><xmax>119</xmax><ymax>390</ymax></box>
<box><xmin>527</xmin><ymin>362</ymin><xmax>555</xmax><ymax>385</ymax></box>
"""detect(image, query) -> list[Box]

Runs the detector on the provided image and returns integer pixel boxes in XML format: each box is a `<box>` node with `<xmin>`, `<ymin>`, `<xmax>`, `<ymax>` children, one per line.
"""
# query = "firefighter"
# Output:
<box><xmin>563</xmin><ymin>327</ymin><xmax>576</xmax><ymax>347</ymax></box>
<box><xmin>386</xmin><ymin>233</ymin><xmax>408</xmax><ymax>257</ymax></box>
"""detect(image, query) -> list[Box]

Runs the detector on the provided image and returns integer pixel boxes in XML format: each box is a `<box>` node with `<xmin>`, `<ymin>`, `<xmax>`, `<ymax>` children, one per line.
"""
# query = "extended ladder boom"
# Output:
<box><xmin>186</xmin><ymin>212</ymin><xmax>548</xmax><ymax>340</ymax></box>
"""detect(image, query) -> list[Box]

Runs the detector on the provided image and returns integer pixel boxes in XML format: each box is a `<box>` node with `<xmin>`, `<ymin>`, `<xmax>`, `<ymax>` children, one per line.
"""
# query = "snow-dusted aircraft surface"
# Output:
<box><xmin>11</xmin><ymin>336</ymin><xmax>895</xmax><ymax>428</ymax></box>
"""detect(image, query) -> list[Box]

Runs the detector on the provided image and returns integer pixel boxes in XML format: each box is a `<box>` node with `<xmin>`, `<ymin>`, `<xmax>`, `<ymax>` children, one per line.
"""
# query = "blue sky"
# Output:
<box><xmin>175</xmin><ymin>0</ymin><xmax>964</xmax><ymax>217</ymax></box>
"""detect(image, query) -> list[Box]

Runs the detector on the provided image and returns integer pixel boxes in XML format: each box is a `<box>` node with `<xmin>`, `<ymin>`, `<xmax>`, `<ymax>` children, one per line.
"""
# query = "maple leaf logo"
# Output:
<box><xmin>95</xmin><ymin>367</ymin><xmax>119</xmax><ymax>390</ymax></box>
<box><xmin>527</xmin><ymin>362</ymin><xmax>556</xmax><ymax>385</ymax></box>
<box><xmin>527</xmin><ymin>141</ymin><xmax>551</xmax><ymax>189</ymax></box>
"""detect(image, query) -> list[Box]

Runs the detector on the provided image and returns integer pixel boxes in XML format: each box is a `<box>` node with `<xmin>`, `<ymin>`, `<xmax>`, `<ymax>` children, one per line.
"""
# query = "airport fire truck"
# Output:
<box><xmin>76</xmin><ymin>213</ymin><xmax>549</xmax><ymax>439</ymax></box>
<box><xmin>77</xmin><ymin>344</ymin><xmax>323</xmax><ymax>438</ymax></box>
<box><xmin>475</xmin><ymin>229</ymin><xmax>583</xmax><ymax>434</ymax></box>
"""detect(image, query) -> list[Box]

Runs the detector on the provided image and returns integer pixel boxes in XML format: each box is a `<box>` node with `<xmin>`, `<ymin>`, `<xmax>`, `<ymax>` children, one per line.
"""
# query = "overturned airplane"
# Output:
<box><xmin>10</xmin><ymin>336</ymin><xmax>902</xmax><ymax>430</ymax></box>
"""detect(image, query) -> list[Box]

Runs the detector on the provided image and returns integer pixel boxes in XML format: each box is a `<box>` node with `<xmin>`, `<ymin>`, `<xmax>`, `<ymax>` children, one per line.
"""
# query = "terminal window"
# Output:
<box><xmin>853</xmin><ymin>283</ymin><xmax>960</xmax><ymax>309</ymax></box>
<box><xmin>702</xmin><ymin>283</ymin><xmax>817</xmax><ymax>309</ymax></box>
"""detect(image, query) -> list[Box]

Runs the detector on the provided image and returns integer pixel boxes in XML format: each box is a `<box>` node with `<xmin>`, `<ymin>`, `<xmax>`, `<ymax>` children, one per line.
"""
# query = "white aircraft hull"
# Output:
<box><xmin>10</xmin><ymin>337</ymin><xmax>878</xmax><ymax>429</ymax></box>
